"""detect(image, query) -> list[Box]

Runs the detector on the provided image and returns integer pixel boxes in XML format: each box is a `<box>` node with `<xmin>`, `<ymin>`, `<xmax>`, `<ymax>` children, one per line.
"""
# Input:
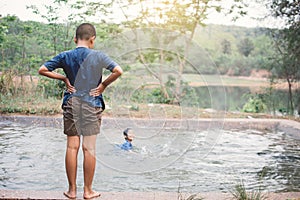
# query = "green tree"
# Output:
<box><xmin>0</xmin><ymin>16</ymin><xmax>8</xmax><ymax>69</ymax></box>
<box><xmin>28</xmin><ymin>0</ymin><xmax>115</xmax><ymax>54</ymax></box>
<box><xmin>0</xmin><ymin>16</ymin><xmax>7</xmax><ymax>46</ymax></box>
<box><xmin>237</xmin><ymin>38</ymin><xmax>254</xmax><ymax>57</ymax></box>
<box><xmin>26</xmin><ymin>0</ymin><xmax>115</xmax><ymax>98</ymax></box>
<box><xmin>0</xmin><ymin>15</ymin><xmax>17</xmax><ymax>69</ymax></box>
<box><xmin>118</xmin><ymin>0</ymin><xmax>247</xmax><ymax>104</ymax></box>
<box><xmin>0</xmin><ymin>17</ymin><xmax>40</xmax><ymax>74</ymax></box>
<box><xmin>272</xmin><ymin>30</ymin><xmax>299</xmax><ymax>115</ymax></box>
<box><xmin>221</xmin><ymin>39</ymin><xmax>232</xmax><ymax>55</ymax></box>
<box><xmin>267</xmin><ymin>0</ymin><xmax>300</xmax><ymax>115</ymax></box>
<box><xmin>28</xmin><ymin>0</ymin><xmax>72</xmax><ymax>55</ymax></box>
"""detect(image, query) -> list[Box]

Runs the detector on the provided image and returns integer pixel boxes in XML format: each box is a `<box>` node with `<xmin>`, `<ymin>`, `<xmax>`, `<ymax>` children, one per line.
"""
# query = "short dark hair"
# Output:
<box><xmin>75</xmin><ymin>23</ymin><xmax>96</xmax><ymax>40</ymax></box>
<box><xmin>123</xmin><ymin>128</ymin><xmax>131</xmax><ymax>137</ymax></box>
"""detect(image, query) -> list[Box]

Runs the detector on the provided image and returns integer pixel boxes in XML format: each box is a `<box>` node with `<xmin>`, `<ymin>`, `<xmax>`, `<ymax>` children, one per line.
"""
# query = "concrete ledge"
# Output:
<box><xmin>1</xmin><ymin>190</ymin><xmax>300</xmax><ymax>200</ymax></box>
<box><xmin>1</xmin><ymin>115</ymin><xmax>299</xmax><ymax>132</ymax></box>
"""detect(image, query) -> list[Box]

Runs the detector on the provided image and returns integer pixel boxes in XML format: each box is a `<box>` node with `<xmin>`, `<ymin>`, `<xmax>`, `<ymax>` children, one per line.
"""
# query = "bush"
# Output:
<box><xmin>242</xmin><ymin>94</ymin><xmax>267</xmax><ymax>113</ymax></box>
<box><xmin>37</xmin><ymin>76</ymin><xmax>65</xmax><ymax>99</ymax></box>
<box><xmin>214</xmin><ymin>54</ymin><xmax>232</xmax><ymax>75</ymax></box>
<box><xmin>230</xmin><ymin>180</ymin><xmax>267</xmax><ymax>200</ymax></box>
<box><xmin>0</xmin><ymin>70</ymin><xmax>16</xmax><ymax>95</ymax></box>
<box><xmin>149</xmin><ymin>87</ymin><xmax>173</xmax><ymax>104</ymax></box>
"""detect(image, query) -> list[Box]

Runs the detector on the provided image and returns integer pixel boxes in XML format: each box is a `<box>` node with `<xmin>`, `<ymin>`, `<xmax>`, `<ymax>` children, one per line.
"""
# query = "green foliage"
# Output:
<box><xmin>215</xmin><ymin>54</ymin><xmax>268</xmax><ymax>76</ymax></box>
<box><xmin>221</xmin><ymin>39</ymin><xmax>232</xmax><ymax>54</ymax></box>
<box><xmin>129</xmin><ymin>75</ymin><xmax>199</xmax><ymax>106</ymax></box>
<box><xmin>0</xmin><ymin>14</ymin><xmax>278</xmax><ymax>79</ymax></box>
<box><xmin>238</xmin><ymin>38</ymin><xmax>255</xmax><ymax>57</ymax></box>
<box><xmin>0</xmin><ymin>15</ymin><xmax>16</xmax><ymax>46</ymax></box>
<box><xmin>129</xmin><ymin>104</ymin><xmax>139</xmax><ymax>111</ymax></box>
<box><xmin>37</xmin><ymin>76</ymin><xmax>65</xmax><ymax>99</ymax></box>
<box><xmin>131</xmin><ymin>87</ymin><xmax>173</xmax><ymax>104</ymax></box>
<box><xmin>214</xmin><ymin>54</ymin><xmax>232</xmax><ymax>75</ymax></box>
<box><xmin>121</xmin><ymin>65</ymin><xmax>131</xmax><ymax>73</ymax></box>
<box><xmin>242</xmin><ymin>94</ymin><xmax>267</xmax><ymax>113</ymax></box>
<box><xmin>270</xmin><ymin>0</ymin><xmax>300</xmax><ymax>26</ymax></box>
<box><xmin>179</xmin><ymin>81</ymin><xmax>199</xmax><ymax>107</ymax></box>
<box><xmin>95</xmin><ymin>23</ymin><xmax>123</xmax><ymax>43</ymax></box>
<box><xmin>0</xmin><ymin>70</ymin><xmax>16</xmax><ymax>95</ymax></box>
<box><xmin>119</xmin><ymin>0</ymin><xmax>248</xmax><ymax>106</ymax></box>
<box><xmin>271</xmin><ymin>28</ymin><xmax>300</xmax><ymax>114</ymax></box>
<box><xmin>0</xmin><ymin>0</ymin><xmax>294</xmax><ymax>115</ymax></box>
<box><xmin>194</xmin><ymin>25</ymin><xmax>275</xmax><ymax>76</ymax></box>
<box><xmin>27</xmin><ymin>1</ymin><xmax>77</xmax><ymax>55</ymax></box>
<box><xmin>0</xmin><ymin>92</ymin><xmax>61</xmax><ymax>115</ymax></box>
<box><xmin>0</xmin><ymin>22</ymin><xmax>7</xmax><ymax>46</ymax></box>
<box><xmin>267</xmin><ymin>0</ymin><xmax>300</xmax><ymax>115</ymax></box>
<box><xmin>150</xmin><ymin>87</ymin><xmax>173</xmax><ymax>104</ymax></box>
<box><xmin>0</xmin><ymin>17</ymin><xmax>55</xmax><ymax>72</ymax></box>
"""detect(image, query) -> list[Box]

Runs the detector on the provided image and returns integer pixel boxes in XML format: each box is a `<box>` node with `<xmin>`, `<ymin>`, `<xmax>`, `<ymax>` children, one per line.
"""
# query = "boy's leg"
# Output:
<box><xmin>64</xmin><ymin>135</ymin><xmax>80</xmax><ymax>199</ymax></box>
<box><xmin>82</xmin><ymin>135</ymin><xmax>100</xmax><ymax>199</ymax></box>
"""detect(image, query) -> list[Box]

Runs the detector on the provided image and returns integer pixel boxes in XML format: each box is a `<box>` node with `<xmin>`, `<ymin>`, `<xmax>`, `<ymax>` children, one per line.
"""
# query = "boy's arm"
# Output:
<box><xmin>38</xmin><ymin>65</ymin><xmax>76</xmax><ymax>93</ymax></box>
<box><xmin>89</xmin><ymin>66</ymin><xmax>123</xmax><ymax>97</ymax></box>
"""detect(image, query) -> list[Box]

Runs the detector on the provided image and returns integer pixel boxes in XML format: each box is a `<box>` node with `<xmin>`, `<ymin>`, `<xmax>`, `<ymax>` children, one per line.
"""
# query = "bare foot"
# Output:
<box><xmin>83</xmin><ymin>191</ymin><xmax>101</xmax><ymax>199</ymax></box>
<box><xmin>63</xmin><ymin>191</ymin><xmax>76</xmax><ymax>199</ymax></box>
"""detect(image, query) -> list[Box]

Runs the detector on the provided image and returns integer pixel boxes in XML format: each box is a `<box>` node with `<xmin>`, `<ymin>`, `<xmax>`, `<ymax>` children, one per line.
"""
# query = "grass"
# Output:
<box><xmin>230</xmin><ymin>180</ymin><xmax>267</xmax><ymax>200</ymax></box>
<box><xmin>0</xmin><ymin>93</ymin><xmax>61</xmax><ymax>115</ymax></box>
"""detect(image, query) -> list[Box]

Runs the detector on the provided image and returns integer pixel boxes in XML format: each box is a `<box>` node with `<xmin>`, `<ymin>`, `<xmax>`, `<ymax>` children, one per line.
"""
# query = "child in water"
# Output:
<box><xmin>120</xmin><ymin>128</ymin><xmax>134</xmax><ymax>151</ymax></box>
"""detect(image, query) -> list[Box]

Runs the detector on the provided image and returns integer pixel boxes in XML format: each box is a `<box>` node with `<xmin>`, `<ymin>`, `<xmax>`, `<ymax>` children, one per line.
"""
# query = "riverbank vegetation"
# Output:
<box><xmin>0</xmin><ymin>0</ymin><xmax>299</xmax><ymax>118</ymax></box>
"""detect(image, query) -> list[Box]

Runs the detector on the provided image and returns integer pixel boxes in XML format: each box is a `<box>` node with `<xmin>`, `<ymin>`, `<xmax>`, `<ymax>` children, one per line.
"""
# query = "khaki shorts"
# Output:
<box><xmin>63</xmin><ymin>97</ymin><xmax>103</xmax><ymax>136</ymax></box>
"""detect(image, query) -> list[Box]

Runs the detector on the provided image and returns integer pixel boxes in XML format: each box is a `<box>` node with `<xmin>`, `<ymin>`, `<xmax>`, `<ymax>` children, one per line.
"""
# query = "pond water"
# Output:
<box><xmin>193</xmin><ymin>86</ymin><xmax>300</xmax><ymax>112</ymax></box>
<box><xmin>0</xmin><ymin>120</ymin><xmax>299</xmax><ymax>193</ymax></box>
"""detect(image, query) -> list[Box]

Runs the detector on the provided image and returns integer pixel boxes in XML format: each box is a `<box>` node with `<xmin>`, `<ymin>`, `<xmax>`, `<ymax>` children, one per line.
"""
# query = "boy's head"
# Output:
<box><xmin>123</xmin><ymin>128</ymin><xmax>134</xmax><ymax>142</ymax></box>
<box><xmin>74</xmin><ymin>23</ymin><xmax>96</xmax><ymax>48</ymax></box>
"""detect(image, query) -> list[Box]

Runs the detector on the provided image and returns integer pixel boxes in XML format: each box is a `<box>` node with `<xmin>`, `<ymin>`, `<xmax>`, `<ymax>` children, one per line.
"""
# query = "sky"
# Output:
<box><xmin>0</xmin><ymin>0</ymin><xmax>281</xmax><ymax>28</ymax></box>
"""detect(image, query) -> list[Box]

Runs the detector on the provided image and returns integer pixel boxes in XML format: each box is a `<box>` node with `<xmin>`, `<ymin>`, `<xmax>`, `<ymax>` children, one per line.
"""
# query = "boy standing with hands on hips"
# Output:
<box><xmin>39</xmin><ymin>23</ymin><xmax>123</xmax><ymax>199</ymax></box>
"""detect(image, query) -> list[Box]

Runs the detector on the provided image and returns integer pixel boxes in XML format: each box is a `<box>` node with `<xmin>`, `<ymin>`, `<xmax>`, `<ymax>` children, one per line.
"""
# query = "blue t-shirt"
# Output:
<box><xmin>43</xmin><ymin>47</ymin><xmax>118</xmax><ymax>109</ymax></box>
<box><xmin>120</xmin><ymin>141</ymin><xmax>133</xmax><ymax>151</ymax></box>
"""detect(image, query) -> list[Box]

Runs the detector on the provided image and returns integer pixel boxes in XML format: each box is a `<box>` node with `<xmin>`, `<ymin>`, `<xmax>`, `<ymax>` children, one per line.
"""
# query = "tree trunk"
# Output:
<box><xmin>21</xmin><ymin>35</ymin><xmax>26</xmax><ymax>89</ymax></box>
<box><xmin>1</xmin><ymin>48</ymin><xmax>5</xmax><ymax>70</ymax></box>
<box><xmin>53</xmin><ymin>25</ymin><xmax>58</xmax><ymax>55</ymax></box>
<box><xmin>287</xmin><ymin>78</ymin><xmax>294</xmax><ymax>115</ymax></box>
<box><xmin>297</xmin><ymin>89</ymin><xmax>300</xmax><ymax>115</ymax></box>
<box><xmin>174</xmin><ymin>53</ymin><xmax>184</xmax><ymax>104</ymax></box>
<box><xmin>136</xmin><ymin>40</ymin><xmax>169</xmax><ymax>100</ymax></box>
<box><xmin>159</xmin><ymin>49</ymin><xmax>170</xmax><ymax>100</ymax></box>
<box><xmin>173</xmin><ymin>0</ymin><xmax>206</xmax><ymax>105</ymax></box>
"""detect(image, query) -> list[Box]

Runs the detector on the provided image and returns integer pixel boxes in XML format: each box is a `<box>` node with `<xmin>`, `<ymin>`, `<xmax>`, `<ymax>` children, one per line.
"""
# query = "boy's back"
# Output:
<box><xmin>44</xmin><ymin>47</ymin><xmax>117</xmax><ymax>108</ymax></box>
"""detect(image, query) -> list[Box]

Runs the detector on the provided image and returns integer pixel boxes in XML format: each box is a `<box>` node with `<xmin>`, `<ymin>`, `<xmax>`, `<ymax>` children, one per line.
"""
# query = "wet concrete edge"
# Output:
<box><xmin>0</xmin><ymin>115</ymin><xmax>299</xmax><ymax>136</ymax></box>
<box><xmin>1</xmin><ymin>190</ymin><xmax>300</xmax><ymax>200</ymax></box>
